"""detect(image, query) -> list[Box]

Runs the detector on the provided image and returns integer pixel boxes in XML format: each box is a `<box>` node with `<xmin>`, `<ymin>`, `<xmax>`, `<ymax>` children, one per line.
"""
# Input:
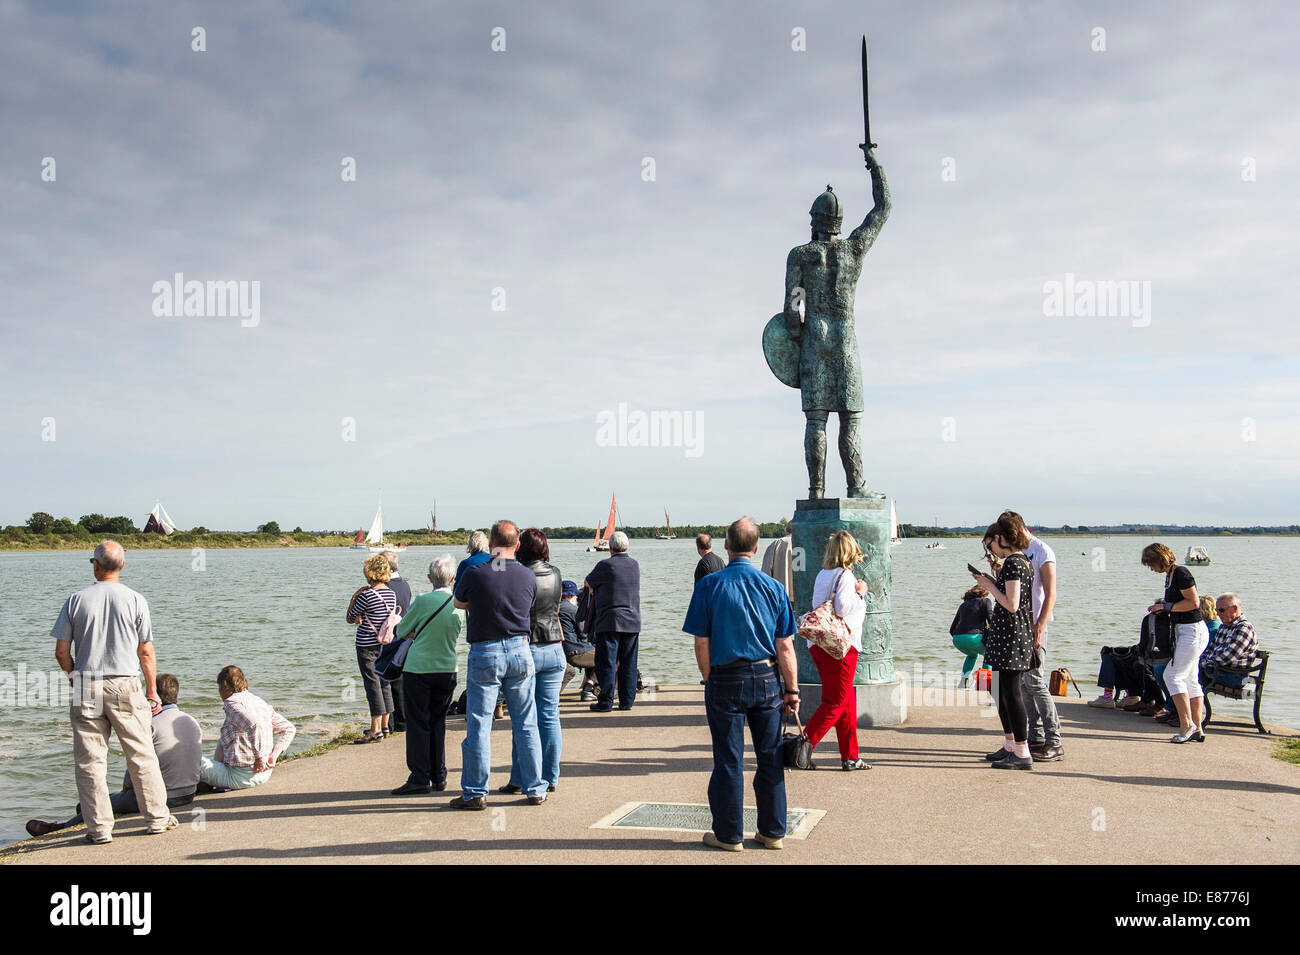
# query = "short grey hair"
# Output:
<box><xmin>429</xmin><ymin>554</ymin><xmax>456</xmax><ymax>588</ymax></box>
<box><xmin>93</xmin><ymin>540</ymin><xmax>125</xmax><ymax>571</ymax></box>
<box><xmin>382</xmin><ymin>549</ymin><xmax>399</xmax><ymax>571</ymax></box>
<box><xmin>609</xmin><ymin>531</ymin><xmax>629</xmax><ymax>553</ymax></box>
<box><xmin>1217</xmin><ymin>593</ymin><xmax>1241</xmax><ymax>609</ymax></box>
<box><xmin>467</xmin><ymin>530</ymin><xmax>489</xmax><ymax>555</ymax></box>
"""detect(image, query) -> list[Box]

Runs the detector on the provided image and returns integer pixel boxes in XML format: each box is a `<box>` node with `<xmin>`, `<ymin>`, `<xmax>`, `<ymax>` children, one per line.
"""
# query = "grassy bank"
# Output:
<box><xmin>1275</xmin><ymin>738</ymin><xmax>1300</xmax><ymax>767</ymax></box>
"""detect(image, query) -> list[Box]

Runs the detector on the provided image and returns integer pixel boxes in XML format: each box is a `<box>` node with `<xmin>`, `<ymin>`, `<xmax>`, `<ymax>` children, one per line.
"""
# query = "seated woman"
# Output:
<box><xmin>950</xmin><ymin>585</ymin><xmax>992</xmax><ymax>688</ymax></box>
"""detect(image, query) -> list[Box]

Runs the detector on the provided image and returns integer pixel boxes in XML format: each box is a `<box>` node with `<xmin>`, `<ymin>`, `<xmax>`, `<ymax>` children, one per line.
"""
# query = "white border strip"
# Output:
<box><xmin>590</xmin><ymin>801</ymin><xmax>825</xmax><ymax>840</ymax></box>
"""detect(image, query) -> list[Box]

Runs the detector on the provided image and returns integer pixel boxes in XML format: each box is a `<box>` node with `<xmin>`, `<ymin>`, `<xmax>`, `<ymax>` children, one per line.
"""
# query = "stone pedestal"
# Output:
<box><xmin>791</xmin><ymin>496</ymin><xmax>904</xmax><ymax>727</ymax></box>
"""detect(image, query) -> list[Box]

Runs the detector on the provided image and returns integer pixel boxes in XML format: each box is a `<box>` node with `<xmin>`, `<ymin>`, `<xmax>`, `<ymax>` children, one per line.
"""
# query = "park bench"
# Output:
<box><xmin>1201</xmin><ymin>649</ymin><xmax>1271</xmax><ymax>735</ymax></box>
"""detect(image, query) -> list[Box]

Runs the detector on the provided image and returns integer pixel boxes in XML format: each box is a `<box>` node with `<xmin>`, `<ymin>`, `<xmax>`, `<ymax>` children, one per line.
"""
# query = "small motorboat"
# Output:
<box><xmin>1185</xmin><ymin>545</ymin><xmax>1211</xmax><ymax>565</ymax></box>
<box><xmin>925</xmin><ymin>542</ymin><xmax>945</xmax><ymax>550</ymax></box>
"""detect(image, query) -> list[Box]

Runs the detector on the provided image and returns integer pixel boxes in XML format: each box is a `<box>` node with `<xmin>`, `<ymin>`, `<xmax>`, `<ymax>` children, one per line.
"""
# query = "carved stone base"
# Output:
<box><xmin>790</xmin><ymin>496</ymin><xmax>894</xmax><ymax>686</ymax></box>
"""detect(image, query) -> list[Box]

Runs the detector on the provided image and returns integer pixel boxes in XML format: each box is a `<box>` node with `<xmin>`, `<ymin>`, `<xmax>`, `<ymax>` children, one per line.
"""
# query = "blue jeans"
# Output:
<box><xmin>595</xmin><ymin>631</ymin><xmax>639</xmax><ymax>709</ymax></box>
<box><xmin>462</xmin><ymin>637</ymin><xmax>544</xmax><ymax>799</ymax></box>
<box><xmin>510</xmin><ymin>642</ymin><xmax>566</xmax><ymax>789</ymax></box>
<box><xmin>704</xmin><ymin>662</ymin><xmax>786</xmax><ymax>845</ymax></box>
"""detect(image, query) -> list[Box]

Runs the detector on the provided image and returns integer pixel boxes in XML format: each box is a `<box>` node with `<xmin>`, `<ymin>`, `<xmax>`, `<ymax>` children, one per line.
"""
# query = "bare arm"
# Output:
<box><xmin>137</xmin><ymin>642</ymin><xmax>159</xmax><ymax>706</ymax></box>
<box><xmin>775</xmin><ymin>637</ymin><xmax>798</xmax><ymax>712</ymax></box>
<box><xmin>846</xmin><ymin>149</ymin><xmax>890</xmax><ymax>253</ymax></box>
<box><xmin>1032</xmin><ymin>561</ymin><xmax>1057</xmax><ymax>645</ymax></box>
<box><xmin>694</xmin><ymin>637</ymin><xmax>711</xmax><ymax>682</ymax></box>
<box><xmin>784</xmin><ymin>250</ymin><xmax>804</xmax><ymax>338</ymax></box>
<box><xmin>974</xmin><ymin>572</ymin><xmax>1020</xmax><ymax>614</ymax></box>
<box><xmin>55</xmin><ymin>640</ymin><xmax>74</xmax><ymax>678</ymax></box>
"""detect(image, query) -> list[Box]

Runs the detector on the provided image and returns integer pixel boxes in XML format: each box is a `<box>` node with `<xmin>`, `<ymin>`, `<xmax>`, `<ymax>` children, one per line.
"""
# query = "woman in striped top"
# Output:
<box><xmin>347</xmin><ymin>554</ymin><xmax>398</xmax><ymax>743</ymax></box>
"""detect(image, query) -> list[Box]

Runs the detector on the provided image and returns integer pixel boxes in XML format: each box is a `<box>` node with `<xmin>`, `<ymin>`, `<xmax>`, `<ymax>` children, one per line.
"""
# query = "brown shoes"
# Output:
<box><xmin>1030</xmin><ymin>744</ymin><xmax>1065</xmax><ymax>762</ymax></box>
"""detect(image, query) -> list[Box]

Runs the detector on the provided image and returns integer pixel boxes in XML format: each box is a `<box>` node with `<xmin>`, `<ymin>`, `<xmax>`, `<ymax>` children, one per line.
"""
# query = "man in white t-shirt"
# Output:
<box><xmin>1002</xmin><ymin>511</ymin><xmax>1063</xmax><ymax>762</ymax></box>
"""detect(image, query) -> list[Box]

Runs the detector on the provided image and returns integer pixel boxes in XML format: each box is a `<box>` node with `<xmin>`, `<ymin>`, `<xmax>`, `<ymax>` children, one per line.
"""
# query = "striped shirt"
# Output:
<box><xmin>218</xmin><ymin>690</ymin><xmax>296</xmax><ymax>769</ymax></box>
<box><xmin>351</xmin><ymin>586</ymin><xmax>397</xmax><ymax>647</ymax></box>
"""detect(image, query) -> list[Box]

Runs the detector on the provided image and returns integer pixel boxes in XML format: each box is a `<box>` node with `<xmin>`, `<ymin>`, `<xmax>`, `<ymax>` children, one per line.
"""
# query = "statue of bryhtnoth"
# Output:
<box><xmin>763</xmin><ymin>147</ymin><xmax>891</xmax><ymax>499</ymax></box>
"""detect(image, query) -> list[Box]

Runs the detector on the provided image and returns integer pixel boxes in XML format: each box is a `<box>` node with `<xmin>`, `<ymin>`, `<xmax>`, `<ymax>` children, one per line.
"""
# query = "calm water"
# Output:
<box><xmin>1</xmin><ymin>537</ymin><xmax>1295</xmax><ymax>845</ymax></box>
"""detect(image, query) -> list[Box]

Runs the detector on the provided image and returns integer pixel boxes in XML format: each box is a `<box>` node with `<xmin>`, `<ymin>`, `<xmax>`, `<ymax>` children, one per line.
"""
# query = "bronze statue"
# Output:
<box><xmin>763</xmin><ymin>109</ymin><xmax>890</xmax><ymax>498</ymax></box>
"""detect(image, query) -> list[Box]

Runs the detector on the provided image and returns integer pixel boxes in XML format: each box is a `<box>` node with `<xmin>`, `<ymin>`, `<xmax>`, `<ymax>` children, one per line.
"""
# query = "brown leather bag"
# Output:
<box><xmin>1050</xmin><ymin>666</ymin><xmax>1081</xmax><ymax>697</ymax></box>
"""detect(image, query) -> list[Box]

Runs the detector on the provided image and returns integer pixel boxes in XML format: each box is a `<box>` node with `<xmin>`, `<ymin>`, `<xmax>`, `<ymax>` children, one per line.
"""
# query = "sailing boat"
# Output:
<box><xmin>362</xmin><ymin>500</ymin><xmax>406</xmax><ymax>554</ymax></box>
<box><xmin>143</xmin><ymin>502</ymin><xmax>176</xmax><ymax>536</ymax></box>
<box><xmin>656</xmin><ymin>509</ymin><xmax>675</xmax><ymax>540</ymax></box>
<box><xmin>589</xmin><ymin>493</ymin><xmax>618</xmax><ymax>552</ymax></box>
<box><xmin>889</xmin><ymin>500</ymin><xmax>901</xmax><ymax>545</ymax></box>
<box><xmin>350</xmin><ymin>529</ymin><xmax>367</xmax><ymax>550</ymax></box>
<box><xmin>429</xmin><ymin>500</ymin><xmax>439</xmax><ymax>535</ymax></box>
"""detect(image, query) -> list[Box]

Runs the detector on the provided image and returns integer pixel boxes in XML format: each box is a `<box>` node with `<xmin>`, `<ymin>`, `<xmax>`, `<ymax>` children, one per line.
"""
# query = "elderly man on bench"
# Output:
<box><xmin>1201</xmin><ymin>594</ymin><xmax>1257</xmax><ymax>688</ymax></box>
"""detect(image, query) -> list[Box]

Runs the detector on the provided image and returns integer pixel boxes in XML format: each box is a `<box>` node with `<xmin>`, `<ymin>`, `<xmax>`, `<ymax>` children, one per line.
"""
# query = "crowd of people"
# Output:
<box><xmin>31</xmin><ymin>541</ymin><xmax>296</xmax><ymax>841</ymax></box>
<box><xmin>1087</xmin><ymin>544</ymin><xmax>1260</xmax><ymax>743</ymax></box>
<box><xmin>31</xmin><ymin>517</ymin><xmax>1264</xmax><ymax>851</ymax></box>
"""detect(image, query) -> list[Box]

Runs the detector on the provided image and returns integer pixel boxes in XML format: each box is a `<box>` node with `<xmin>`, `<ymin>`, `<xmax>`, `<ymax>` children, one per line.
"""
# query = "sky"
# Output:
<box><xmin>2</xmin><ymin>0</ymin><xmax>1298</xmax><ymax>532</ymax></box>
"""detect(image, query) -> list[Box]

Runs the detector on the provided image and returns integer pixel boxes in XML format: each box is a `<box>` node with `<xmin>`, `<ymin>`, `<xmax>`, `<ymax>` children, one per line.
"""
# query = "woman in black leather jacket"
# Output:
<box><xmin>502</xmin><ymin>527</ymin><xmax>566</xmax><ymax>795</ymax></box>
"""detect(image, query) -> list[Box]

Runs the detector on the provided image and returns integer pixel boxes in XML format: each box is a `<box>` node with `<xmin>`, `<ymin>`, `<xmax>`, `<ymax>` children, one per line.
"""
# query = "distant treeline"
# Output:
<box><xmin>6</xmin><ymin>510</ymin><xmax>1297</xmax><ymax>552</ymax></box>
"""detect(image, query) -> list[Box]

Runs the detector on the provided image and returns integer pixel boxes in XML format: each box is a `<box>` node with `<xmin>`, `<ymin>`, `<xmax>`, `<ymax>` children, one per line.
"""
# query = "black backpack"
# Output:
<box><xmin>1138</xmin><ymin>611</ymin><xmax>1174</xmax><ymax>663</ymax></box>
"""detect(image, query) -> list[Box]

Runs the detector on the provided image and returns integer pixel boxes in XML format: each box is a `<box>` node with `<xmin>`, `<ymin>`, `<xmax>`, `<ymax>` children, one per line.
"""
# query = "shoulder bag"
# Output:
<box><xmin>782</xmin><ymin>710</ymin><xmax>815</xmax><ymax>770</ymax></box>
<box><xmin>797</xmin><ymin>569</ymin><xmax>853</xmax><ymax>660</ymax></box>
<box><xmin>1049</xmin><ymin>666</ymin><xmax>1082</xmax><ymax>697</ymax></box>
<box><xmin>376</xmin><ymin>593</ymin><xmax>453</xmax><ymax>683</ymax></box>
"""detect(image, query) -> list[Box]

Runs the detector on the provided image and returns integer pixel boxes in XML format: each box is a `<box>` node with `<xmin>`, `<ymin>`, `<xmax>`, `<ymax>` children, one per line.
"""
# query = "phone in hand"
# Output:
<box><xmin>967</xmin><ymin>563</ymin><xmax>983</xmax><ymax>577</ymax></box>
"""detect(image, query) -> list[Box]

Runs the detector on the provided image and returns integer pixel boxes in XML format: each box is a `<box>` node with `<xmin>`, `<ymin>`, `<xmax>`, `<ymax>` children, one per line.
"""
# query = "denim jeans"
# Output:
<box><xmin>510</xmin><ymin>642</ymin><xmax>566</xmax><ymax>789</ymax></box>
<box><xmin>595</xmin><ymin>631</ymin><xmax>639</xmax><ymax>709</ymax></box>
<box><xmin>461</xmin><ymin>637</ymin><xmax>544</xmax><ymax>799</ymax></box>
<box><xmin>704</xmin><ymin>662</ymin><xmax>786</xmax><ymax>845</ymax></box>
<box><xmin>1021</xmin><ymin>650</ymin><xmax>1062</xmax><ymax>746</ymax></box>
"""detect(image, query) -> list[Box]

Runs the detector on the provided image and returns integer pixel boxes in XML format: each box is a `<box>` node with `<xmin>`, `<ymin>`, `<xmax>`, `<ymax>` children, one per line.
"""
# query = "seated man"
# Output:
<box><xmin>199</xmin><ymin>665</ymin><xmax>296</xmax><ymax>790</ymax></box>
<box><xmin>27</xmin><ymin>673</ymin><xmax>202</xmax><ymax>837</ymax></box>
<box><xmin>1201</xmin><ymin>593</ymin><xmax>1258</xmax><ymax>689</ymax></box>
<box><xmin>558</xmin><ymin>579</ymin><xmax>597</xmax><ymax>701</ymax></box>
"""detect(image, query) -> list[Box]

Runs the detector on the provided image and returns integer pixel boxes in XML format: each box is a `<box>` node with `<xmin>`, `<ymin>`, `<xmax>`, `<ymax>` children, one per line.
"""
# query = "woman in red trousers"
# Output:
<box><xmin>805</xmin><ymin>531</ymin><xmax>870</xmax><ymax>770</ymax></box>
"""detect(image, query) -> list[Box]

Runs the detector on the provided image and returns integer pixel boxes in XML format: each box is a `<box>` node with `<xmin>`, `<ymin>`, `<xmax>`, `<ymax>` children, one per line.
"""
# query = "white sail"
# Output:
<box><xmin>889</xmin><ymin>500</ymin><xmax>899</xmax><ymax>542</ymax></box>
<box><xmin>150</xmin><ymin>503</ymin><xmax>176</xmax><ymax>535</ymax></box>
<box><xmin>365</xmin><ymin>504</ymin><xmax>384</xmax><ymax>545</ymax></box>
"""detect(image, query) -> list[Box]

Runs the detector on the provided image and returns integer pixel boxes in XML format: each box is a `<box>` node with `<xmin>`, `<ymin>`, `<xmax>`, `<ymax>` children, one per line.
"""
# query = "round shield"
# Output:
<box><xmin>762</xmin><ymin>313</ymin><xmax>800</xmax><ymax>389</ymax></box>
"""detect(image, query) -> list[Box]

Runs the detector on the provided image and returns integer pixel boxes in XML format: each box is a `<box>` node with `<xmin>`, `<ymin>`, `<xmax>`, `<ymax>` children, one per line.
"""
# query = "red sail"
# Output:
<box><xmin>602</xmin><ymin>494</ymin><xmax>616</xmax><ymax>541</ymax></box>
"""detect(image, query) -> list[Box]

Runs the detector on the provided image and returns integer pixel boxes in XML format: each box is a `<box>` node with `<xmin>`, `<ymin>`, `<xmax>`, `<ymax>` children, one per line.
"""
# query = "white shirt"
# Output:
<box><xmin>808</xmin><ymin>567</ymin><xmax>865</xmax><ymax>652</ymax></box>
<box><xmin>1024</xmin><ymin>535</ymin><xmax>1056</xmax><ymax>625</ymax></box>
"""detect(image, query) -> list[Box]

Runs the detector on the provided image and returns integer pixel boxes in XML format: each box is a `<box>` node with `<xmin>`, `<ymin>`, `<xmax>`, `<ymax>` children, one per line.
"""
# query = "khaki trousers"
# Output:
<box><xmin>71</xmin><ymin>676</ymin><xmax>170</xmax><ymax>838</ymax></box>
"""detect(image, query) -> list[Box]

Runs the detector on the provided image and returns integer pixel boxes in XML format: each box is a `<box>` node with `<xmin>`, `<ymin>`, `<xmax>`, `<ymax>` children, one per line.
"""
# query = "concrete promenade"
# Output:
<box><xmin>5</xmin><ymin>686</ymin><xmax>1297</xmax><ymax>865</ymax></box>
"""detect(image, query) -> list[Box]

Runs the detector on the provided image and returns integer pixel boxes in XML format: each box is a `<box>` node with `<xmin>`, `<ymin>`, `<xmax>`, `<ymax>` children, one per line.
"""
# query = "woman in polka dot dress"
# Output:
<box><xmin>970</xmin><ymin>515</ymin><xmax>1035</xmax><ymax>770</ymax></box>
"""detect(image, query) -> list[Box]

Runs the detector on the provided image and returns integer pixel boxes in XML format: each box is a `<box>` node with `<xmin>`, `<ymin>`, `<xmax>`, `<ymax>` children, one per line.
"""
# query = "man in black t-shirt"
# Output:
<box><xmin>694</xmin><ymin>534</ymin><xmax>726</xmax><ymax>585</ymax></box>
<box><xmin>450</xmin><ymin>521</ymin><xmax>546</xmax><ymax>808</ymax></box>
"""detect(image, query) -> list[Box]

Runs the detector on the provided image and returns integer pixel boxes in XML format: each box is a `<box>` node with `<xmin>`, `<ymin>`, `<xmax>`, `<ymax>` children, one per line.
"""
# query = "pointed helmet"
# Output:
<box><xmin>809</xmin><ymin>184</ymin><xmax>843</xmax><ymax>236</ymax></box>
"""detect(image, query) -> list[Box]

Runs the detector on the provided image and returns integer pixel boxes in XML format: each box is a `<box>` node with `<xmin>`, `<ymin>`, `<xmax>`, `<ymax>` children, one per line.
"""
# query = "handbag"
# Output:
<box><xmin>375</xmin><ymin>593</ymin><xmax>453</xmax><ymax>683</ymax></box>
<box><xmin>797</xmin><ymin>569</ymin><xmax>852</xmax><ymax>660</ymax></box>
<box><xmin>1049</xmin><ymin>666</ymin><xmax>1082</xmax><ymax>697</ymax></box>
<box><xmin>781</xmin><ymin>710</ymin><xmax>815</xmax><ymax>770</ymax></box>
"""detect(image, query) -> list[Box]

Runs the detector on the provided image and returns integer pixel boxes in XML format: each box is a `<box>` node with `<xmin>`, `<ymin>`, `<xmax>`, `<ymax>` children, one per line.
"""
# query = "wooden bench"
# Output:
<box><xmin>1202</xmin><ymin>649</ymin><xmax>1271</xmax><ymax>735</ymax></box>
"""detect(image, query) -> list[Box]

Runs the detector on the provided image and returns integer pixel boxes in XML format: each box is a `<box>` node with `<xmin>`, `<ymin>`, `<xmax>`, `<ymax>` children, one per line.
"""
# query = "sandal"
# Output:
<box><xmin>353</xmin><ymin>730</ymin><xmax>384</xmax><ymax>744</ymax></box>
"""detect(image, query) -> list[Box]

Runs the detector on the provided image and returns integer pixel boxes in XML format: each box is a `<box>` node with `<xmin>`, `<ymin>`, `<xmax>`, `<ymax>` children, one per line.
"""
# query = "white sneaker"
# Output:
<box><xmin>147</xmin><ymin>815</ymin><xmax>179</xmax><ymax>835</ymax></box>
<box><xmin>1087</xmin><ymin>694</ymin><xmax>1116</xmax><ymax>708</ymax></box>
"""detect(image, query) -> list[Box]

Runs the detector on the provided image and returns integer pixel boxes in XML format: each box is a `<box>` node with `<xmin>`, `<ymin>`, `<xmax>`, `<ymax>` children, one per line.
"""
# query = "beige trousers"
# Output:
<box><xmin>71</xmin><ymin>676</ymin><xmax>170</xmax><ymax>838</ymax></box>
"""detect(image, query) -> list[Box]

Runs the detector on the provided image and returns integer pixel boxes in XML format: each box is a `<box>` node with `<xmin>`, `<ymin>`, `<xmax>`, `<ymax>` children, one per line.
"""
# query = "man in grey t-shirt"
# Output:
<box><xmin>51</xmin><ymin>541</ymin><xmax>176</xmax><ymax>843</ymax></box>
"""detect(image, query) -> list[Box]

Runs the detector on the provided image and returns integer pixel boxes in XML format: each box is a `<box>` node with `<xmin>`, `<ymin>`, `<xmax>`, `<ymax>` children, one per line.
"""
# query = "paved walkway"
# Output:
<box><xmin>5</xmin><ymin>687</ymin><xmax>1297</xmax><ymax>865</ymax></box>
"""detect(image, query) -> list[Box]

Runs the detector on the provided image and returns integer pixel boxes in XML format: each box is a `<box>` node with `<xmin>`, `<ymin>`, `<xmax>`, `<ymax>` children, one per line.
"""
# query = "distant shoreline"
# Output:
<box><xmin>1</xmin><ymin>527</ymin><xmax>1296</xmax><ymax>552</ymax></box>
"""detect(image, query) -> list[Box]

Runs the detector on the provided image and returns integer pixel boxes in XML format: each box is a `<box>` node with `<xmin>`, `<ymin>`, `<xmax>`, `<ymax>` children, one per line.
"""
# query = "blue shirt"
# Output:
<box><xmin>456</xmin><ymin>551</ymin><xmax>493</xmax><ymax>581</ymax></box>
<box><xmin>682</xmin><ymin>557</ymin><xmax>797</xmax><ymax>666</ymax></box>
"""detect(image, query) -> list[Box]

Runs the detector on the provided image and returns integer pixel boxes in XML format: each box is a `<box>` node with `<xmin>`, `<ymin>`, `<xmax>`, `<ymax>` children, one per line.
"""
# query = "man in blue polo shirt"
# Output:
<box><xmin>450</xmin><ymin>520</ymin><xmax>546</xmax><ymax>809</ymax></box>
<box><xmin>682</xmin><ymin>516</ymin><xmax>799</xmax><ymax>852</ymax></box>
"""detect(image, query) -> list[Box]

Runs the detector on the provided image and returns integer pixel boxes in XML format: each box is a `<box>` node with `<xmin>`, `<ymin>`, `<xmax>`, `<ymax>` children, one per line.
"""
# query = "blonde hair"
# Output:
<box><xmin>1199</xmin><ymin>594</ymin><xmax>1218</xmax><ymax>621</ymax></box>
<box><xmin>1140</xmin><ymin>542</ymin><xmax>1176</xmax><ymax>572</ymax></box>
<box><xmin>363</xmin><ymin>553</ymin><xmax>392</xmax><ymax>584</ymax></box>
<box><xmin>822</xmin><ymin>531</ymin><xmax>863</xmax><ymax>570</ymax></box>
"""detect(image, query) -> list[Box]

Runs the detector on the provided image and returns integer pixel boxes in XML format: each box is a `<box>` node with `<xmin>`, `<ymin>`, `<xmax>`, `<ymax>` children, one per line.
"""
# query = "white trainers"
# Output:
<box><xmin>147</xmin><ymin>815</ymin><xmax>179</xmax><ymax>835</ymax></box>
<box><xmin>1087</xmin><ymin>694</ymin><xmax>1116</xmax><ymax>708</ymax></box>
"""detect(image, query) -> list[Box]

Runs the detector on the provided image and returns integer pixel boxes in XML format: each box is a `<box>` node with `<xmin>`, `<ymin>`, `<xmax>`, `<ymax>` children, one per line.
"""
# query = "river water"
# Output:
<box><xmin>2</xmin><ymin>536</ymin><xmax>1294</xmax><ymax>845</ymax></box>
